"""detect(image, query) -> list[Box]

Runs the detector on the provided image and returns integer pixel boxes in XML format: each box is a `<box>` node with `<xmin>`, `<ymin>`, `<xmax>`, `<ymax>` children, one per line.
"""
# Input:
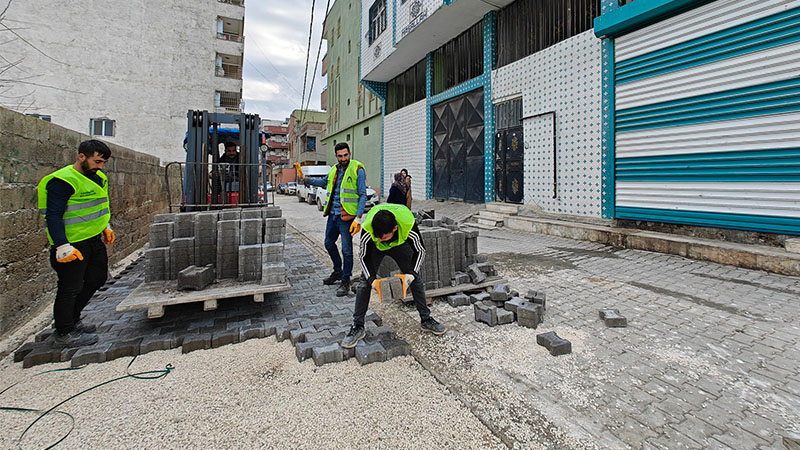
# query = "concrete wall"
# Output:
<box><xmin>383</xmin><ymin>99</ymin><xmax>427</xmax><ymax>201</ymax></box>
<box><xmin>492</xmin><ymin>30</ymin><xmax>603</xmax><ymax>217</ymax></box>
<box><xmin>0</xmin><ymin>0</ymin><xmax>244</xmax><ymax>164</ymax></box>
<box><xmin>360</xmin><ymin>0</ymin><xmax>396</xmax><ymax>76</ymax></box>
<box><xmin>0</xmin><ymin>107</ymin><xmax>180</xmax><ymax>339</ymax></box>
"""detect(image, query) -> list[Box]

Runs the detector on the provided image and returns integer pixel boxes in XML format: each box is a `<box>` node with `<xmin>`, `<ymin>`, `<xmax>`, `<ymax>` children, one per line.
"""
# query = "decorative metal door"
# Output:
<box><xmin>432</xmin><ymin>89</ymin><xmax>485</xmax><ymax>203</ymax></box>
<box><xmin>494</xmin><ymin>99</ymin><xmax>523</xmax><ymax>203</ymax></box>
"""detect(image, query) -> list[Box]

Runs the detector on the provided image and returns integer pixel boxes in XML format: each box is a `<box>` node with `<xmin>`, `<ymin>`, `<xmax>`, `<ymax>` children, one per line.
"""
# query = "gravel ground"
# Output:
<box><xmin>0</xmin><ymin>338</ymin><xmax>504</xmax><ymax>449</ymax></box>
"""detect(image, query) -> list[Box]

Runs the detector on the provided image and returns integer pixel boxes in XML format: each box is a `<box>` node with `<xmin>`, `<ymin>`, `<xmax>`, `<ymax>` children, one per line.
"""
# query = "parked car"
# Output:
<box><xmin>277</xmin><ymin>183</ymin><xmax>287</xmax><ymax>194</ymax></box>
<box><xmin>286</xmin><ymin>181</ymin><xmax>297</xmax><ymax>194</ymax></box>
<box><xmin>314</xmin><ymin>187</ymin><xmax>380</xmax><ymax>212</ymax></box>
<box><xmin>265</xmin><ymin>182</ymin><xmax>274</xmax><ymax>192</ymax></box>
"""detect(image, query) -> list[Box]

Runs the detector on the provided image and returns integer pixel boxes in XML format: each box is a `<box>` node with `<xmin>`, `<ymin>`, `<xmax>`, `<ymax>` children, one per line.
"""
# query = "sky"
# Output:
<box><xmin>242</xmin><ymin>0</ymin><xmax>331</xmax><ymax>122</ymax></box>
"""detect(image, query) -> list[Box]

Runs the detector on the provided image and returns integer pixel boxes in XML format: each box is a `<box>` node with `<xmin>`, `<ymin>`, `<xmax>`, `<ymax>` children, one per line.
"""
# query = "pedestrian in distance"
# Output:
<box><xmin>386</xmin><ymin>172</ymin><xmax>409</xmax><ymax>206</ymax></box>
<box><xmin>305</xmin><ymin>142</ymin><xmax>367</xmax><ymax>296</ymax></box>
<box><xmin>37</xmin><ymin>140</ymin><xmax>115</xmax><ymax>348</ymax></box>
<box><xmin>400</xmin><ymin>168</ymin><xmax>412</xmax><ymax>209</ymax></box>
<box><xmin>341</xmin><ymin>203</ymin><xmax>446</xmax><ymax>349</ymax></box>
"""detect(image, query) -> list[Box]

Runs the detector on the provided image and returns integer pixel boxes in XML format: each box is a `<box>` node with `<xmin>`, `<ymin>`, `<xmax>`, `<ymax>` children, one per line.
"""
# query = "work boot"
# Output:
<box><xmin>323</xmin><ymin>271</ymin><xmax>342</xmax><ymax>285</ymax></box>
<box><xmin>53</xmin><ymin>329</ymin><xmax>99</xmax><ymax>348</ymax></box>
<box><xmin>340</xmin><ymin>325</ymin><xmax>365</xmax><ymax>349</ymax></box>
<box><xmin>336</xmin><ymin>281</ymin><xmax>351</xmax><ymax>297</ymax></box>
<box><xmin>420</xmin><ymin>317</ymin><xmax>447</xmax><ymax>335</ymax></box>
<box><xmin>74</xmin><ymin>320</ymin><xmax>97</xmax><ymax>333</ymax></box>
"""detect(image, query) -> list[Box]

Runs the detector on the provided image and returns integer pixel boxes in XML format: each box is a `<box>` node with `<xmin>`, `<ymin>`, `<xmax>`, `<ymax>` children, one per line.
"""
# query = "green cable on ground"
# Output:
<box><xmin>1</xmin><ymin>355</ymin><xmax>174</xmax><ymax>449</ymax></box>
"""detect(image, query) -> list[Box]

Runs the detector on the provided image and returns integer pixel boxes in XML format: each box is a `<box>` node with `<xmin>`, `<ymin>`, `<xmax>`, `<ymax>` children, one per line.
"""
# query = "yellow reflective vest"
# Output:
<box><xmin>37</xmin><ymin>165</ymin><xmax>110</xmax><ymax>244</ymax></box>
<box><xmin>325</xmin><ymin>160</ymin><xmax>365</xmax><ymax>216</ymax></box>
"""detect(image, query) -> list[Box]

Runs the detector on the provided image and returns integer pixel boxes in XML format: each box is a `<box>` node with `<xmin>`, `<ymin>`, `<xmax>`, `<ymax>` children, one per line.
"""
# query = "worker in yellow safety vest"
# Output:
<box><xmin>305</xmin><ymin>143</ymin><xmax>367</xmax><ymax>297</ymax></box>
<box><xmin>37</xmin><ymin>140</ymin><xmax>115</xmax><ymax>348</ymax></box>
<box><xmin>340</xmin><ymin>203</ymin><xmax>447</xmax><ymax>349</ymax></box>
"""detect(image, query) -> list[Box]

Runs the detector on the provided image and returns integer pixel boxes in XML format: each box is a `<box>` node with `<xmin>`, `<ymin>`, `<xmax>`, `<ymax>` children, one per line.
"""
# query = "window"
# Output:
<box><xmin>386</xmin><ymin>58</ymin><xmax>426</xmax><ymax>114</ymax></box>
<box><xmin>337</xmin><ymin>18</ymin><xmax>341</xmax><ymax>38</ymax></box>
<box><xmin>497</xmin><ymin>0</ymin><xmax>601</xmax><ymax>68</ymax></box>
<box><xmin>368</xmin><ymin>0</ymin><xmax>387</xmax><ymax>44</ymax></box>
<box><xmin>26</xmin><ymin>113</ymin><xmax>51</xmax><ymax>122</ymax></box>
<box><xmin>346</xmin><ymin>133</ymin><xmax>351</xmax><ymax>140</ymax></box>
<box><xmin>364</xmin><ymin>126</ymin><xmax>369</xmax><ymax>135</ymax></box>
<box><xmin>347</xmin><ymin>98</ymin><xmax>350</xmax><ymax>106</ymax></box>
<box><xmin>432</xmin><ymin>21</ymin><xmax>483</xmax><ymax>95</ymax></box>
<box><xmin>307</xmin><ymin>136</ymin><xmax>316</xmax><ymax>151</ymax></box>
<box><xmin>348</xmin><ymin>40</ymin><xmax>351</xmax><ymax>53</ymax></box>
<box><xmin>90</xmin><ymin>118</ymin><xmax>115</xmax><ymax>137</ymax></box>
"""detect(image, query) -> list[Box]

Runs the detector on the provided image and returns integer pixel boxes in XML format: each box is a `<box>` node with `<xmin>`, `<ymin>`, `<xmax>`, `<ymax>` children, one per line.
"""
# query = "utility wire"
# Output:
<box><xmin>303</xmin><ymin>0</ymin><xmax>331</xmax><ymax>122</ymax></box>
<box><xmin>298</xmin><ymin>0</ymin><xmax>317</xmax><ymax>125</ymax></box>
<box><xmin>245</xmin><ymin>60</ymin><xmax>302</xmax><ymax>105</ymax></box>
<box><xmin>0</xmin><ymin>0</ymin><xmax>11</xmax><ymax>19</ymax></box>
<box><xmin>0</xmin><ymin>22</ymin><xmax>69</xmax><ymax>66</ymax></box>
<box><xmin>250</xmin><ymin>40</ymin><xmax>304</xmax><ymax>99</ymax></box>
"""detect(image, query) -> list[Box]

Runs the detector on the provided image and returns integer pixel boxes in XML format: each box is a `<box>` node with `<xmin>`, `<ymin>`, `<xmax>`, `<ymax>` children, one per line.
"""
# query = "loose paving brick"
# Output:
<box><xmin>239</xmin><ymin>323</ymin><xmax>266</xmax><ymax>342</ymax></box>
<box><xmin>355</xmin><ymin>341</ymin><xmax>387</xmax><ymax>365</ymax></box>
<box><xmin>599</xmin><ymin>308</ymin><xmax>628</xmax><ymax>328</ymax></box>
<box><xmin>504</xmin><ymin>297</ymin><xmax>526</xmax><ymax>317</ymax></box>
<box><xmin>474</xmin><ymin>301</ymin><xmax>498</xmax><ymax>327</ymax></box>
<box><xmin>177</xmin><ymin>265</ymin><xmax>215</xmax><ymax>291</ymax></box>
<box><xmin>470</xmin><ymin>292</ymin><xmax>491</xmax><ymax>304</ymax></box>
<box><xmin>289</xmin><ymin>326</ymin><xmax>317</xmax><ymax>345</ymax></box>
<box><xmin>312</xmin><ymin>343</ymin><xmax>345</xmax><ymax>366</ymax></box>
<box><xmin>517</xmin><ymin>302</ymin><xmax>541</xmax><ymax>329</ymax></box>
<box><xmin>497</xmin><ymin>308</ymin><xmax>515</xmax><ymax>325</ymax></box>
<box><xmin>467</xmin><ymin>264</ymin><xmax>487</xmax><ymax>284</ymax></box>
<box><xmin>382</xmin><ymin>338</ymin><xmax>411</xmax><ymax>359</ymax></box>
<box><xmin>70</xmin><ymin>343</ymin><xmax>111</xmax><ymax>367</ymax></box>
<box><xmin>536</xmin><ymin>331</ymin><xmax>572</xmax><ymax>356</ymax></box>
<box><xmin>447</xmin><ymin>293</ymin><xmax>471</xmax><ymax>307</ymax></box>
<box><xmin>490</xmin><ymin>284</ymin><xmax>510</xmax><ymax>302</ymax></box>
<box><xmin>525</xmin><ymin>290</ymin><xmax>547</xmax><ymax>310</ymax></box>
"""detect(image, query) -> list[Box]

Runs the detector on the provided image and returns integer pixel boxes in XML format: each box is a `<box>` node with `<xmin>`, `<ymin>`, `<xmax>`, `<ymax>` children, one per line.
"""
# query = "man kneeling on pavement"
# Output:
<box><xmin>341</xmin><ymin>203</ymin><xmax>446</xmax><ymax>348</ymax></box>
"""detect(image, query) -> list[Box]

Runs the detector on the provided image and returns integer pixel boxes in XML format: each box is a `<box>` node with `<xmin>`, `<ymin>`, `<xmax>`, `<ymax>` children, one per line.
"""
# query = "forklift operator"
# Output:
<box><xmin>219</xmin><ymin>141</ymin><xmax>240</xmax><ymax>182</ymax></box>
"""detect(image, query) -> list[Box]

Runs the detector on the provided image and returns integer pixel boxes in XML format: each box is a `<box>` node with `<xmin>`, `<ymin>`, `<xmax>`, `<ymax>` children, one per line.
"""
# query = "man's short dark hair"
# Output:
<box><xmin>334</xmin><ymin>142</ymin><xmax>350</xmax><ymax>153</ymax></box>
<box><xmin>78</xmin><ymin>140</ymin><xmax>111</xmax><ymax>159</ymax></box>
<box><xmin>225</xmin><ymin>141</ymin><xmax>236</xmax><ymax>149</ymax></box>
<box><xmin>371</xmin><ymin>210</ymin><xmax>397</xmax><ymax>237</ymax></box>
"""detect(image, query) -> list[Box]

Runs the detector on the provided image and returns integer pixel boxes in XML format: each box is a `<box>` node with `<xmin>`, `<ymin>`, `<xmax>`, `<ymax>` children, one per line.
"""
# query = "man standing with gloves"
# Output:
<box><xmin>37</xmin><ymin>140</ymin><xmax>115</xmax><ymax>347</ymax></box>
<box><xmin>305</xmin><ymin>142</ymin><xmax>367</xmax><ymax>296</ymax></box>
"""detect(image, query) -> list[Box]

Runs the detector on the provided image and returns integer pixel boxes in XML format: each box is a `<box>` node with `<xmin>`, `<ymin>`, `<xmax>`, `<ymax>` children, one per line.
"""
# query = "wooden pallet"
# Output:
<box><xmin>408</xmin><ymin>276</ymin><xmax>506</xmax><ymax>302</ymax></box>
<box><xmin>116</xmin><ymin>279</ymin><xmax>291</xmax><ymax>319</ymax></box>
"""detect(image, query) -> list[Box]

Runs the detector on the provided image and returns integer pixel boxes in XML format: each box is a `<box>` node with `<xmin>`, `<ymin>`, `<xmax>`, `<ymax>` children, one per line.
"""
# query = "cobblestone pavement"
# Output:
<box><xmin>276</xmin><ymin>195</ymin><xmax>800</xmax><ymax>449</ymax></box>
<box><xmin>14</xmin><ymin>232</ymin><xmax>400</xmax><ymax>369</ymax></box>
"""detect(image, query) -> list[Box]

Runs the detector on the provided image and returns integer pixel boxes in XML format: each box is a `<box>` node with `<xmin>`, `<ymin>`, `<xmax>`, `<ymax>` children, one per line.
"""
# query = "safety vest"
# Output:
<box><xmin>325</xmin><ymin>159</ymin><xmax>365</xmax><ymax>216</ymax></box>
<box><xmin>362</xmin><ymin>203</ymin><xmax>416</xmax><ymax>251</ymax></box>
<box><xmin>37</xmin><ymin>165</ymin><xmax>110</xmax><ymax>244</ymax></box>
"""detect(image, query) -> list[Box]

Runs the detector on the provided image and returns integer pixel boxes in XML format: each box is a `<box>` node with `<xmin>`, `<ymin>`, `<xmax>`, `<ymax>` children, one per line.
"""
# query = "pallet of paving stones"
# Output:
<box><xmin>121</xmin><ymin>206</ymin><xmax>291</xmax><ymax>319</ymax></box>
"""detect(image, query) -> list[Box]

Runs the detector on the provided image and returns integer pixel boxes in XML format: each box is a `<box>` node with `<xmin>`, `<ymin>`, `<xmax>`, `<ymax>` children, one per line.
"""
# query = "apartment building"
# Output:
<box><xmin>0</xmin><ymin>0</ymin><xmax>245</xmax><ymax>163</ymax></box>
<box><xmin>288</xmin><ymin>110</ymin><xmax>327</xmax><ymax>166</ymax></box>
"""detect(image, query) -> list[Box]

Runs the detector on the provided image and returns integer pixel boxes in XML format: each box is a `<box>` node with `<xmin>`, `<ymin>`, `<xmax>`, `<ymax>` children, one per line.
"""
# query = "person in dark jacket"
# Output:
<box><xmin>386</xmin><ymin>172</ymin><xmax>408</xmax><ymax>206</ymax></box>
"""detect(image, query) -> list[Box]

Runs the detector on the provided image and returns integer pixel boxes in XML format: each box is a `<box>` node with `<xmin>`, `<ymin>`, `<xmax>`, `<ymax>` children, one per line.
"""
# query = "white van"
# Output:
<box><xmin>296</xmin><ymin>165</ymin><xmax>330</xmax><ymax>204</ymax></box>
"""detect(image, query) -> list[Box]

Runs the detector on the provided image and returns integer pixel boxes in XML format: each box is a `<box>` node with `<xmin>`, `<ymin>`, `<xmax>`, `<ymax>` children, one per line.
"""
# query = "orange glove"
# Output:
<box><xmin>102</xmin><ymin>227</ymin><xmax>115</xmax><ymax>244</ymax></box>
<box><xmin>349</xmin><ymin>216</ymin><xmax>363</xmax><ymax>236</ymax></box>
<box><xmin>56</xmin><ymin>244</ymin><xmax>84</xmax><ymax>263</ymax></box>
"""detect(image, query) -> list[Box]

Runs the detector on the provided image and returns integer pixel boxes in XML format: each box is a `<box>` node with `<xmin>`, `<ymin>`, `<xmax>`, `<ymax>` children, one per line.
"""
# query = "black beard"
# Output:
<box><xmin>81</xmin><ymin>160</ymin><xmax>98</xmax><ymax>174</ymax></box>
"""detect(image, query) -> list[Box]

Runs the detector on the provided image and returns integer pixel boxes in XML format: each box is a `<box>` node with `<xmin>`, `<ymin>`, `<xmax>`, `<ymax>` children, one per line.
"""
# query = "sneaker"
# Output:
<box><xmin>323</xmin><ymin>271</ymin><xmax>342</xmax><ymax>285</ymax></box>
<box><xmin>53</xmin><ymin>329</ymin><xmax>99</xmax><ymax>348</ymax></box>
<box><xmin>340</xmin><ymin>325</ymin><xmax>365</xmax><ymax>349</ymax></box>
<box><xmin>336</xmin><ymin>282</ymin><xmax>351</xmax><ymax>297</ymax></box>
<box><xmin>74</xmin><ymin>320</ymin><xmax>97</xmax><ymax>333</ymax></box>
<box><xmin>420</xmin><ymin>318</ymin><xmax>447</xmax><ymax>335</ymax></box>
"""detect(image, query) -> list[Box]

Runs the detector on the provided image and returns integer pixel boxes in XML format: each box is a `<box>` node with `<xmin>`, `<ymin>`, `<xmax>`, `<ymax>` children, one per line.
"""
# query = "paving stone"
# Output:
<box><xmin>211</xmin><ymin>329</ymin><xmax>240</xmax><ymax>348</ymax></box>
<box><xmin>536</xmin><ymin>331</ymin><xmax>572</xmax><ymax>356</ymax></box>
<box><xmin>238</xmin><ymin>244</ymin><xmax>262</xmax><ymax>281</ymax></box>
<box><xmin>106</xmin><ymin>339</ymin><xmax>141</xmax><ymax>361</ymax></box>
<box><xmin>177</xmin><ymin>265</ymin><xmax>215</xmax><ymax>290</ymax></box>
<box><xmin>517</xmin><ymin>301</ymin><xmax>542</xmax><ymax>329</ymax></box>
<box><xmin>469</xmin><ymin>292</ymin><xmax>491</xmax><ymax>304</ymax></box>
<box><xmin>153</xmin><ymin>213</ymin><xmax>176</xmax><ymax>223</ymax></box>
<box><xmin>525</xmin><ymin>290</ymin><xmax>547</xmax><ymax>310</ymax></box>
<box><xmin>599</xmin><ymin>308</ymin><xmax>628</xmax><ymax>328</ymax></box>
<box><xmin>275</xmin><ymin>326</ymin><xmax>290</xmax><ymax>342</ymax></box>
<box><xmin>490</xmin><ymin>284</ymin><xmax>510</xmax><ymax>302</ymax></box>
<box><xmin>240</xmin><ymin>218</ymin><xmax>264</xmax><ymax>245</ymax></box>
<box><xmin>305</xmin><ymin>330</ymin><xmax>333</xmax><ymax>342</ymax></box>
<box><xmin>35</xmin><ymin>328</ymin><xmax>55</xmax><ymax>342</ymax></box>
<box><xmin>355</xmin><ymin>341</ymin><xmax>387</xmax><ymax>365</ymax></box>
<box><xmin>473</xmin><ymin>254</ymin><xmax>488</xmax><ymax>263</ymax></box>
<box><xmin>450</xmin><ymin>272</ymin><xmax>471</xmax><ymax>286</ymax></box>
<box><xmin>145</xmin><ymin>247</ymin><xmax>170</xmax><ymax>282</ymax></box>
<box><xmin>219</xmin><ymin>209</ymin><xmax>242</xmax><ymax>221</ymax></box>
<box><xmin>182</xmin><ymin>333</ymin><xmax>212</xmax><ymax>353</ymax></box>
<box><xmin>169</xmin><ymin>237</ymin><xmax>195</xmax><ymax>280</ymax></box>
<box><xmin>14</xmin><ymin>341</ymin><xmax>41</xmax><ymax>362</ymax></box>
<box><xmin>296</xmin><ymin>339</ymin><xmax>330</xmax><ymax>362</ymax></box>
<box><xmin>216</xmin><ymin>220</ymin><xmax>240</xmax><ymax>279</ymax></box>
<box><xmin>289</xmin><ymin>326</ymin><xmax>317</xmax><ymax>344</ymax></box>
<box><xmin>23</xmin><ymin>345</ymin><xmax>60</xmax><ymax>368</ymax></box>
<box><xmin>173</xmin><ymin>212</ymin><xmax>196</xmax><ymax>238</ymax></box>
<box><xmin>140</xmin><ymin>334</ymin><xmax>179</xmax><ymax>353</ymax></box>
<box><xmin>474</xmin><ymin>301</ymin><xmax>498</xmax><ymax>327</ymax></box>
<box><xmin>382</xmin><ymin>338</ymin><xmax>411</xmax><ymax>359</ymax></box>
<box><xmin>497</xmin><ymin>308</ymin><xmax>515</xmax><ymax>325</ymax></box>
<box><xmin>261</xmin><ymin>206</ymin><xmax>282</xmax><ymax>218</ymax></box>
<box><xmin>59</xmin><ymin>347</ymin><xmax>79</xmax><ymax>362</ymax></box>
<box><xmin>312</xmin><ymin>343</ymin><xmax>345</xmax><ymax>366</ymax></box>
<box><xmin>447</xmin><ymin>293</ymin><xmax>471</xmax><ymax>307</ymax></box>
<box><xmin>239</xmin><ymin>323</ymin><xmax>267</xmax><ymax>342</ymax></box>
<box><xmin>70</xmin><ymin>343</ymin><xmax>111</xmax><ymax>367</ymax></box>
<box><xmin>149</xmin><ymin>222</ymin><xmax>174</xmax><ymax>248</ymax></box>
<box><xmin>241</xmin><ymin>208</ymin><xmax>263</xmax><ymax>220</ymax></box>
<box><xmin>504</xmin><ymin>297</ymin><xmax>526</xmax><ymax>318</ymax></box>
<box><xmin>467</xmin><ymin>264</ymin><xmax>487</xmax><ymax>283</ymax></box>
<box><xmin>365</xmin><ymin>325</ymin><xmax>396</xmax><ymax>340</ymax></box>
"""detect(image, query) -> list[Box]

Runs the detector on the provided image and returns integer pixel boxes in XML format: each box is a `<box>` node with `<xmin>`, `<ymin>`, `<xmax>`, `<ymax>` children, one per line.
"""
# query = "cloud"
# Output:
<box><xmin>242</xmin><ymin>0</ymin><xmax>330</xmax><ymax>121</ymax></box>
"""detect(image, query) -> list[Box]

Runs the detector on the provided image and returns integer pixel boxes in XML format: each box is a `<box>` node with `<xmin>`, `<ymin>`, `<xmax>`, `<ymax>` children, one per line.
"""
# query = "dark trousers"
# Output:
<box><xmin>324</xmin><ymin>213</ymin><xmax>354</xmax><ymax>283</ymax></box>
<box><xmin>49</xmin><ymin>234</ymin><xmax>108</xmax><ymax>333</ymax></box>
<box><xmin>353</xmin><ymin>239</ymin><xmax>431</xmax><ymax>327</ymax></box>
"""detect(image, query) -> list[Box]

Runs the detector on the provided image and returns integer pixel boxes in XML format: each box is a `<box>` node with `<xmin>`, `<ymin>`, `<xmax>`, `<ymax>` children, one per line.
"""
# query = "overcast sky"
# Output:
<box><xmin>242</xmin><ymin>0</ymin><xmax>331</xmax><ymax>122</ymax></box>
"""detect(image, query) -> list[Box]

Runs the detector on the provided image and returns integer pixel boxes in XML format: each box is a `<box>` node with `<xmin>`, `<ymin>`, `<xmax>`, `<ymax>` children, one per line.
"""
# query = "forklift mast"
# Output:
<box><xmin>184</xmin><ymin>110</ymin><xmax>263</xmax><ymax>210</ymax></box>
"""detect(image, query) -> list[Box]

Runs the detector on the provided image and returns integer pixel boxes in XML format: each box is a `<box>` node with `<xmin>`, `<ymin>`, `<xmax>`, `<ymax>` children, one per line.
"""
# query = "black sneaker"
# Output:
<box><xmin>323</xmin><ymin>271</ymin><xmax>342</xmax><ymax>285</ymax></box>
<box><xmin>336</xmin><ymin>282</ymin><xmax>351</xmax><ymax>297</ymax></box>
<box><xmin>421</xmin><ymin>318</ymin><xmax>447</xmax><ymax>335</ymax></box>
<box><xmin>340</xmin><ymin>325</ymin><xmax>366</xmax><ymax>349</ymax></box>
<box><xmin>74</xmin><ymin>320</ymin><xmax>96</xmax><ymax>333</ymax></box>
<box><xmin>53</xmin><ymin>330</ymin><xmax>99</xmax><ymax>348</ymax></box>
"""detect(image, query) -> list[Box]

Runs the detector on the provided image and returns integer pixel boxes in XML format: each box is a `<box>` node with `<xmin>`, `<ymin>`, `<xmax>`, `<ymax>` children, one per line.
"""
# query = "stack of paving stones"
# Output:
<box><xmin>14</xmin><ymin>234</ymin><xmax>410</xmax><ymax>369</ymax></box>
<box><xmin>416</xmin><ymin>215</ymin><xmax>494</xmax><ymax>293</ymax></box>
<box><xmin>144</xmin><ymin>207</ymin><xmax>288</xmax><ymax>287</ymax></box>
<box><xmin>443</xmin><ymin>286</ymin><xmax>548</xmax><ymax>330</ymax></box>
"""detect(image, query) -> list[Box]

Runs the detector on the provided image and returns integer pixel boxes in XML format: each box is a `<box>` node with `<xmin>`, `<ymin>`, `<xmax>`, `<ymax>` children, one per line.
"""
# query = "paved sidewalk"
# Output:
<box><xmin>279</xmin><ymin>194</ymin><xmax>800</xmax><ymax>449</ymax></box>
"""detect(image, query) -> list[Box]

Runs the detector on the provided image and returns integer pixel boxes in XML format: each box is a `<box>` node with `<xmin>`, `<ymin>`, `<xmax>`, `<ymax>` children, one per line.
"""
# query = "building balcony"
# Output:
<box><xmin>217</xmin><ymin>32</ymin><xmax>244</xmax><ymax>43</ymax></box>
<box><xmin>216</xmin><ymin>63</ymin><xmax>242</xmax><ymax>79</ymax></box>
<box><xmin>218</xmin><ymin>0</ymin><xmax>244</xmax><ymax>6</ymax></box>
<box><xmin>217</xmin><ymin>16</ymin><xmax>244</xmax><ymax>43</ymax></box>
<box><xmin>215</xmin><ymin>90</ymin><xmax>241</xmax><ymax>113</ymax></box>
<box><xmin>300</xmin><ymin>150</ymin><xmax>327</xmax><ymax>164</ymax></box>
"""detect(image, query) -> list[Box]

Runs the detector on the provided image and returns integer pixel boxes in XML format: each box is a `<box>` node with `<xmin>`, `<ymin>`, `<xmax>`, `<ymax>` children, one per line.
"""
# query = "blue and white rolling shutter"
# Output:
<box><xmin>613</xmin><ymin>0</ymin><xmax>800</xmax><ymax>234</ymax></box>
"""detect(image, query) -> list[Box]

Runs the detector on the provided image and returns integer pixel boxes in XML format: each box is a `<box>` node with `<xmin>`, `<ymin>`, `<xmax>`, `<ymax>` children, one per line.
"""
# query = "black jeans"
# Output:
<box><xmin>49</xmin><ymin>234</ymin><xmax>108</xmax><ymax>333</ymax></box>
<box><xmin>353</xmin><ymin>239</ymin><xmax>430</xmax><ymax>327</ymax></box>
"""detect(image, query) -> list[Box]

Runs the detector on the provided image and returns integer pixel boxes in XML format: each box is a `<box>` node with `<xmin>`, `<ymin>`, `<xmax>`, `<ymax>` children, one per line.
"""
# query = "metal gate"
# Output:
<box><xmin>432</xmin><ymin>89</ymin><xmax>485</xmax><ymax>203</ymax></box>
<box><xmin>494</xmin><ymin>99</ymin><xmax>523</xmax><ymax>203</ymax></box>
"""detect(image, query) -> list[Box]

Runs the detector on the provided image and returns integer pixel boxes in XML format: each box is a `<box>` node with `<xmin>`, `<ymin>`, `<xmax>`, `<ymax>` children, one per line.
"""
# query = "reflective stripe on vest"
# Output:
<box><xmin>325</xmin><ymin>159</ymin><xmax>365</xmax><ymax>215</ymax></box>
<box><xmin>37</xmin><ymin>165</ymin><xmax>110</xmax><ymax>244</ymax></box>
<box><xmin>362</xmin><ymin>203</ymin><xmax>416</xmax><ymax>251</ymax></box>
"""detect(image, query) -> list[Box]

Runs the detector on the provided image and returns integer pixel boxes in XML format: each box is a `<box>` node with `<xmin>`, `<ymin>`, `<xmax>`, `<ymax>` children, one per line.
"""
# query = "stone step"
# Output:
<box><xmin>486</xmin><ymin>202</ymin><xmax>519</xmax><ymax>215</ymax></box>
<box><xmin>464</xmin><ymin>222</ymin><xmax>497</xmax><ymax>231</ymax></box>
<box><xmin>476</xmin><ymin>217</ymin><xmax>503</xmax><ymax>227</ymax></box>
<box><xmin>786</xmin><ymin>238</ymin><xmax>800</xmax><ymax>254</ymax></box>
<box><xmin>476</xmin><ymin>210</ymin><xmax>506</xmax><ymax>221</ymax></box>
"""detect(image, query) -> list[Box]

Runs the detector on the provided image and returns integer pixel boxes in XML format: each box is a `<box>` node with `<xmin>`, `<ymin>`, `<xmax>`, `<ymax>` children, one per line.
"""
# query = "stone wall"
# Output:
<box><xmin>0</xmin><ymin>107</ymin><xmax>180</xmax><ymax>339</ymax></box>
